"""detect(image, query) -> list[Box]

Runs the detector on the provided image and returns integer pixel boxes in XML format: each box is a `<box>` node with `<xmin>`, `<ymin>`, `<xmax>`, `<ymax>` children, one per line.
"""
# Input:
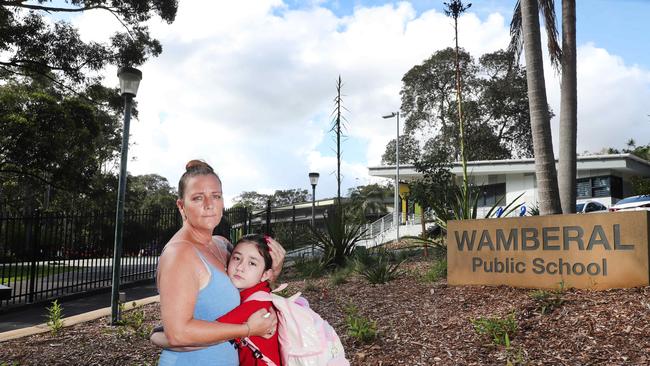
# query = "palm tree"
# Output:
<box><xmin>558</xmin><ymin>0</ymin><xmax>577</xmax><ymax>214</ymax></box>
<box><xmin>509</xmin><ymin>0</ymin><xmax>562</xmax><ymax>215</ymax></box>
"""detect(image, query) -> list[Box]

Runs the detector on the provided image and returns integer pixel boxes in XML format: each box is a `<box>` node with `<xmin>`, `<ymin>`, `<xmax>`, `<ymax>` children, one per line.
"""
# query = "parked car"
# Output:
<box><xmin>609</xmin><ymin>194</ymin><xmax>650</xmax><ymax>212</ymax></box>
<box><xmin>576</xmin><ymin>200</ymin><xmax>608</xmax><ymax>214</ymax></box>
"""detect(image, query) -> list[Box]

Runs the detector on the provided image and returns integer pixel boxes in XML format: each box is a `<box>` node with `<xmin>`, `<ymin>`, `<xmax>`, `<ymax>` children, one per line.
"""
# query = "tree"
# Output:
<box><xmin>444</xmin><ymin>0</ymin><xmax>472</xmax><ymax>206</ymax></box>
<box><xmin>0</xmin><ymin>77</ymin><xmax>123</xmax><ymax>211</ymax></box>
<box><xmin>0</xmin><ymin>0</ymin><xmax>177</xmax><ymax>88</ymax></box>
<box><xmin>381</xmin><ymin>134</ymin><xmax>421</xmax><ymax>165</ymax></box>
<box><xmin>346</xmin><ymin>184</ymin><xmax>393</xmax><ymax>223</ymax></box>
<box><xmin>232</xmin><ymin>191</ymin><xmax>270</xmax><ymax>210</ymax></box>
<box><xmin>512</xmin><ymin>0</ymin><xmax>561</xmax><ymax>215</ymax></box>
<box><xmin>271</xmin><ymin>189</ymin><xmax>310</xmax><ymax>206</ymax></box>
<box><xmin>232</xmin><ymin>189</ymin><xmax>311</xmax><ymax>210</ymax></box>
<box><xmin>395</xmin><ymin>48</ymin><xmax>534</xmax><ymax>164</ymax></box>
<box><xmin>331</xmin><ymin>75</ymin><xmax>345</xmax><ymax>204</ymax></box>
<box><xmin>558</xmin><ymin>0</ymin><xmax>577</xmax><ymax>213</ymax></box>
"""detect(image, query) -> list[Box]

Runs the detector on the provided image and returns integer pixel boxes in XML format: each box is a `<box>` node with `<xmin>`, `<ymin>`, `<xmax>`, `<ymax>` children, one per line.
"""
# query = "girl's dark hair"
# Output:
<box><xmin>178</xmin><ymin>159</ymin><xmax>221</xmax><ymax>198</ymax></box>
<box><xmin>234</xmin><ymin>234</ymin><xmax>272</xmax><ymax>271</ymax></box>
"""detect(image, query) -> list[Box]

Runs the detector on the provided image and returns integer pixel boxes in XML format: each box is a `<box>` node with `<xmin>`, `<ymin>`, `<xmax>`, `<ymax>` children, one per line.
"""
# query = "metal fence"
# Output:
<box><xmin>225</xmin><ymin>202</ymin><xmax>325</xmax><ymax>252</ymax></box>
<box><xmin>0</xmin><ymin>209</ymin><xmax>181</xmax><ymax>307</ymax></box>
<box><xmin>0</xmin><ymin>201</ymin><xmax>330</xmax><ymax>308</ymax></box>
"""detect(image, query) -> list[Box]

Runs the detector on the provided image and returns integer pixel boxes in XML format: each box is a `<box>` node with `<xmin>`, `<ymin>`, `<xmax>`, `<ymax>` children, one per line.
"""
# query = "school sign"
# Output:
<box><xmin>447</xmin><ymin>211</ymin><xmax>650</xmax><ymax>289</ymax></box>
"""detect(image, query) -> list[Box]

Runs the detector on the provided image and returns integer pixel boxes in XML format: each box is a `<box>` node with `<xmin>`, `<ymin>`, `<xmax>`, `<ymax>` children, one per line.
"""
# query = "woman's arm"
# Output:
<box><xmin>151</xmin><ymin>301</ymin><xmax>275</xmax><ymax>351</ymax></box>
<box><xmin>158</xmin><ymin>243</ymin><xmax>274</xmax><ymax>347</ymax></box>
<box><xmin>266</xmin><ymin>237</ymin><xmax>286</xmax><ymax>282</ymax></box>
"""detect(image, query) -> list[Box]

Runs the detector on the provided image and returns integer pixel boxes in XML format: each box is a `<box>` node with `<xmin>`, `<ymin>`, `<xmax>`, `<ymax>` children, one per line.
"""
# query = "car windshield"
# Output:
<box><xmin>576</xmin><ymin>203</ymin><xmax>585</xmax><ymax>212</ymax></box>
<box><xmin>616</xmin><ymin>195</ymin><xmax>650</xmax><ymax>205</ymax></box>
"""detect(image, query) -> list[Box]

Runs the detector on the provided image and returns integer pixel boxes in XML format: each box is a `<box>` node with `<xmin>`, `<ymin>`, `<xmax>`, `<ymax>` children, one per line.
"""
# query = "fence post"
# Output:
<box><xmin>27</xmin><ymin>209</ymin><xmax>41</xmax><ymax>303</ymax></box>
<box><xmin>265</xmin><ymin>199</ymin><xmax>271</xmax><ymax>235</ymax></box>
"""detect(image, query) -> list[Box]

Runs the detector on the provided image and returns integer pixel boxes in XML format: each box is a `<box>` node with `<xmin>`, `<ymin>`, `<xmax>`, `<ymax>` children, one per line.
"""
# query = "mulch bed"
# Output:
<box><xmin>1</xmin><ymin>259</ymin><xmax>649</xmax><ymax>365</ymax></box>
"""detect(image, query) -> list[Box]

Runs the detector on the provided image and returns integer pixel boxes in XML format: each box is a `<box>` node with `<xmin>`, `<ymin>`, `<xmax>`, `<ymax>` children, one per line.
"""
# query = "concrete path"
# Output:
<box><xmin>0</xmin><ymin>280</ymin><xmax>158</xmax><ymax>333</ymax></box>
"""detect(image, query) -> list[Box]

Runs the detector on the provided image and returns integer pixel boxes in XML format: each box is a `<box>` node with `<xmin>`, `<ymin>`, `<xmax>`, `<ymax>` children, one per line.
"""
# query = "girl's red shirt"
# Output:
<box><xmin>217</xmin><ymin>281</ymin><xmax>281</xmax><ymax>366</ymax></box>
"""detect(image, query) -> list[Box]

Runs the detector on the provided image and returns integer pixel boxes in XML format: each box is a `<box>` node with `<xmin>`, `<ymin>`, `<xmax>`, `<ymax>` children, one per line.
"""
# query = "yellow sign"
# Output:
<box><xmin>447</xmin><ymin>211</ymin><xmax>650</xmax><ymax>289</ymax></box>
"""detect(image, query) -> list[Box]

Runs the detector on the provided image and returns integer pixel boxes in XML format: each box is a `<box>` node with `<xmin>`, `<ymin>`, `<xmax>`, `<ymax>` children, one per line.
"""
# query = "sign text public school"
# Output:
<box><xmin>447</xmin><ymin>211</ymin><xmax>650</xmax><ymax>289</ymax></box>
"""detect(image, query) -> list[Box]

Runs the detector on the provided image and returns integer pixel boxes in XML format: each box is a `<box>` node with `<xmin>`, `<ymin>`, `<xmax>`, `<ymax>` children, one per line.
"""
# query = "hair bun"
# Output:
<box><xmin>185</xmin><ymin>159</ymin><xmax>213</xmax><ymax>173</ymax></box>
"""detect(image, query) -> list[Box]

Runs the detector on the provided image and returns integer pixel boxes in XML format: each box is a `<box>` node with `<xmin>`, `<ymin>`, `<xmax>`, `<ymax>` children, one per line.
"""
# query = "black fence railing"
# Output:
<box><xmin>225</xmin><ymin>201</ymin><xmax>332</xmax><ymax>252</ymax></box>
<box><xmin>0</xmin><ymin>209</ymin><xmax>181</xmax><ymax>307</ymax></box>
<box><xmin>0</xmin><ymin>201</ymin><xmax>335</xmax><ymax>308</ymax></box>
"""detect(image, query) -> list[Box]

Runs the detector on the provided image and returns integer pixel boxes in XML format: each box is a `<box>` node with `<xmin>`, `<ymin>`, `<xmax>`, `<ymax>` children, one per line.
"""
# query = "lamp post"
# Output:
<box><xmin>382</xmin><ymin>111</ymin><xmax>400</xmax><ymax>242</ymax></box>
<box><xmin>308</xmin><ymin>172</ymin><xmax>319</xmax><ymax>256</ymax></box>
<box><xmin>111</xmin><ymin>66</ymin><xmax>142</xmax><ymax>325</ymax></box>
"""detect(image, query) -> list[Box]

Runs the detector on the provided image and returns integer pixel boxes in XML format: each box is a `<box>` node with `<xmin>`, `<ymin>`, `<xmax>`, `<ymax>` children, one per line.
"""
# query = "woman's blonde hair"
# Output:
<box><xmin>177</xmin><ymin>159</ymin><xmax>221</xmax><ymax>198</ymax></box>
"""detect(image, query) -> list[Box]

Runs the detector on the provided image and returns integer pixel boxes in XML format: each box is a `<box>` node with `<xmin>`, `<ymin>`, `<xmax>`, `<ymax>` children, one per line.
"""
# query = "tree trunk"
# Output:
<box><xmin>558</xmin><ymin>0</ymin><xmax>577</xmax><ymax>214</ymax></box>
<box><xmin>520</xmin><ymin>0</ymin><xmax>561</xmax><ymax>215</ymax></box>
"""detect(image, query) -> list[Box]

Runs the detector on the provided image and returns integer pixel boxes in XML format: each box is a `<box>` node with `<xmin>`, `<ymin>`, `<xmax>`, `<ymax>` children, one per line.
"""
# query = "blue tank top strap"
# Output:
<box><xmin>192</xmin><ymin>247</ymin><xmax>213</xmax><ymax>275</ymax></box>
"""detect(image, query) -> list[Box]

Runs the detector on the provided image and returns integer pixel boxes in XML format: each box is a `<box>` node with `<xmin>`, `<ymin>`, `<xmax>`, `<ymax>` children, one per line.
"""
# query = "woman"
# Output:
<box><xmin>157</xmin><ymin>160</ymin><xmax>285</xmax><ymax>365</ymax></box>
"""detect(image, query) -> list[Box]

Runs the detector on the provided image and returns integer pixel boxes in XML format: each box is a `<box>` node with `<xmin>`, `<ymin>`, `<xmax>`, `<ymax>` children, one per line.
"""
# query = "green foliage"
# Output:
<box><xmin>401</xmin><ymin>235</ymin><xmax>447</xmax><ymax>260</ymax></box>
<box><xmin>344</xmin><ymin>304</ymin><xmax>377</xmax><ymax>343</ymax></box>
<box><xmin>46</xmin><ymin>300</ymin><xmax>64</xmax><ymax>336</ymax></box>
<box><xmin>117</xmin><ymin>302</ymin><xmax>152</xmax><ymax>340</ymax></box>
<box><xmin>381</xmin><ymin>134</ymin><xmax>421</xmax><ymax>165</ymax></box>
<box><xmin>292</xmin><ymin>255</ymin><xmax>328</xmax><ymax>279</ymax></box>
<box><xmin>423</xmin><ymin>259</ymin><xmax>447</xmax><ymax>282</ymax></box>
<box><xmin>631</xmin><ymin>176</ymin><xmax>650</xmax><ymax>195</ymax></box>
<box><xmin>429</xmin><ymin>185</ymin><xmax>524</xmax><ymax>231</ymax></box>
<box><xmin>232</xmin><ymin>189</ymin><xmax>311</xmax><ymax>210</ymax></box>
<box><xmin>471</xmin><ymin>312</ymin><xmax>518</xmax><ymax>347</ymax></box>
<box><xmin>0</xmin><ymin>1</ymin><xmax>177</xmax><ymax>86</ymax></box>
<box><xmin>358</xmin><ymin>250</ymin><xmax>405</xmax><ymax>284</ymax></box>
<box><xmin>398</xmin><ymin>48</ymin><xmax>534</xmax><ymax>164</ymax></box>
<box><xmin>309</xmin><ymin>207</ymin><xmax>367</xmax><ymax>268</ymax></box>
<box><xmin>345</xmin><ymin>184</ymin><xmax>392</xmax><ymax>224</ymax></box>
<box><xmin>330</xmin><ymin>267</ymin><xmax>352</xmax><ymax>286</ymax></box>
<box><xmin>272</xmin><ymin>222</ymin><xmax>312</xmax><ymax>252</ymax></box>
<box><xmin>529</xmin><ymin>284</ymin><xmax>565</xmax><ymax>315</ymax></box>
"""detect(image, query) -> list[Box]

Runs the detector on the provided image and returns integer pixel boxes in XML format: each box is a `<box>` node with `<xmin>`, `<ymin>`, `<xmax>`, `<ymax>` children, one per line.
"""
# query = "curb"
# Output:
<box><xmin>0</xmin><ymin>295</ymin><xmax>160</xmax><ymax>342</ymax></box>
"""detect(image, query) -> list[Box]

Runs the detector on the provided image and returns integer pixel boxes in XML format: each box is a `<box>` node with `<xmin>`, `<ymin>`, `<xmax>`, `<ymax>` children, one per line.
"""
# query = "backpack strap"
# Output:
<box><xmin>240</xmin><ymin>337</ymin><xmax>279</xmax><ymax>366</ymax></box>
<box><xmin>245</xmin><ymin>291</ymin><xmax>273</xmax><ymax>303</ymax></box>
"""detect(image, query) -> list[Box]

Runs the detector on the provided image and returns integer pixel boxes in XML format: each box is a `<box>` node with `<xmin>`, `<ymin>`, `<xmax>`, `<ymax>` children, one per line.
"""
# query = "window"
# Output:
<box><xmin>475</xmin><ymin>183</ymin><xmax>506</xmax><ymax>207</ymax></box>
<box><xmin>576</xmin><ymin>176</ymin><xmax>623</xmax><ymax>199</ymax></box>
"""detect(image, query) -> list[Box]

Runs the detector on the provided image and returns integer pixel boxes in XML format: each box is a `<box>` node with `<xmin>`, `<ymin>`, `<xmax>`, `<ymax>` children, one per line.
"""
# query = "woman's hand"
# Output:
<box><xmin>245</xmin><ymin>308</ymin><xmax>277</xmax><ymax>339</ymax></box>
<box><xmin>266</xmin><ymin>237</ymin><xmax>286</xmax><ymax>282</ymax></box>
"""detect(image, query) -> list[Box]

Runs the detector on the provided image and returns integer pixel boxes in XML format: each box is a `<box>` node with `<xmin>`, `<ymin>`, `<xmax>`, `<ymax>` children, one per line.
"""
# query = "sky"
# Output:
<box><xmin>67</xmin><ymin>0</ymin><xmax>650</xmax><ymax>206</ymax></box>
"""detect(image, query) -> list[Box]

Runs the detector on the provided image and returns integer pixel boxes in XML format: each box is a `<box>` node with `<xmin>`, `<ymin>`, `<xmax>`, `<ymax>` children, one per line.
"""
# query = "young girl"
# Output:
<box><xmin>153</xmin><ymin>234</ymin><xmax>281</xmax><ymax>366</ymax></box>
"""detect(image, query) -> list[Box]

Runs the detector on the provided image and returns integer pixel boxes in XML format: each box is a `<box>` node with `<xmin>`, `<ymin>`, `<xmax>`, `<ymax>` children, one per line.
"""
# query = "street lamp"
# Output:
<box><xmin>382</xmin><ymin>111</ymin><xmax>400</xmax><ymax>242</ymax></box>
<box><xmin>111</xmin><ymin>66</ymin><xmax>142</xmax><ymax>325</ymax></box>
<box><xmin>308</xmin><ymin>172</ymin><xmax>319</xmax><ymax>257</ymax></box>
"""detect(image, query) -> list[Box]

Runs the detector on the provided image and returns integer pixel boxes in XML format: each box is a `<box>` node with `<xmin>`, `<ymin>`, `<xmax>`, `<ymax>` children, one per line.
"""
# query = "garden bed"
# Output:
<box><xmin>1</xmin><ymin>259</ymin><xmax>649</xmax><ymax>365</ymax></box>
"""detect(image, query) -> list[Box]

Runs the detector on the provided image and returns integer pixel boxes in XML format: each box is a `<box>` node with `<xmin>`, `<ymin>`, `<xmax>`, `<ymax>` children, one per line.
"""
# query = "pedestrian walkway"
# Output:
<box><xmin>0</xmin><ymin>281</ymin><xmax>158</xmax><ymax>333</ymax></box>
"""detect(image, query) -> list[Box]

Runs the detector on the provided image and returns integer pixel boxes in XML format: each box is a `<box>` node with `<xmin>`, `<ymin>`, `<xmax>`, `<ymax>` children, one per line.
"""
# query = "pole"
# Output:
<box><xmin>395</xmin><ymin>112</ymin><xmax>400</xmax><ymax>242</ymax></box>
<box><xmin>111</xmin><ymin>94</ymin><xmax>133</xmax><ymax>325</ymax></box>
<box><xmin>311</xmin><ymin>184</ymin><xmax>316</xmax><ymax>256</ymax></box>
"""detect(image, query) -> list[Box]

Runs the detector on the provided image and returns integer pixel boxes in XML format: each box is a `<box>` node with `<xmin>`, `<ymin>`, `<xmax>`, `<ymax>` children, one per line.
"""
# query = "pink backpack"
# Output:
<box><xmin>243</xmin><ymin>284</ymin><xmax>350</xmax><ymax>366</ymax></box>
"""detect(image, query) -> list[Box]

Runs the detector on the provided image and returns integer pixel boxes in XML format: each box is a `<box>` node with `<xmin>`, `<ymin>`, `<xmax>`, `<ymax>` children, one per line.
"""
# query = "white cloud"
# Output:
<box><xmin>67</xmin><ymin>1</ymin><xmax>650</xmax><ymax>206</ymax></box>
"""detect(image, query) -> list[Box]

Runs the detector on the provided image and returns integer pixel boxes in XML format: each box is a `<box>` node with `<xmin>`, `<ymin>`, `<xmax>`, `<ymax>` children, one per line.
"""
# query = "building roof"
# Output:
<box><xmin>368</xmin><ymin>154</ymin><xmax>650</xmax><ymax>180</ymax></box>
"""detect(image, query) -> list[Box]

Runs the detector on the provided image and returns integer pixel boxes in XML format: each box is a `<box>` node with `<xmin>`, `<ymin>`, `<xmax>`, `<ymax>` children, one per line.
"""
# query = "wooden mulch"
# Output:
<box><xmin>1</xmin><ymin>259</ymin><xmax>649</xmax><ymax>365</ymax></box>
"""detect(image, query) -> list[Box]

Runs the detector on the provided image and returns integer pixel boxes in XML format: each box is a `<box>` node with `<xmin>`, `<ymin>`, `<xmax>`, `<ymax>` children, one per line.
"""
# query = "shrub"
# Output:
<box><xmin>117</xmin><ymin>302</ymin><xmax>152</xmax><ymax>339</ymax></box>
<box><xmin>471</xmin><ymin>312</ymin><xmax>518</xmax><ymax>347</ymax></box>
<box><xmin>45</xmin><ymin>300</ymin><xmax>64</xmax><ymax>336</ymax></box>
<box><xmin>330</xmin><ymin>267</ymin><xmax>352</xmax><ymax>286</ymax></box>
<box><xmin>293</xmin><ymin>255</ymin><xmax>328</xmax><ymax>279</ymax></box>
<box><xmin>344</xmin><ymin>304</ymin><xmax>377</xmax><ymax>343</ymax></box>
<box><xmin>529</xmin><ymin>287</ymin><xmax>565</xmax><ymax>315</ymax></box>
<box><xmin>423</xmin><ymin>259</ymin><xmax>447</xmax><ymax>282</ymax></box>
<box><xmin>359</xmin><ymin>251</ymin><xmax>405</xmax><ymax>284</ymax></box>
<box><xmin>309</xmin><ymin>207</ymin><xmax>368</xmax><ymax>268</ymax></box>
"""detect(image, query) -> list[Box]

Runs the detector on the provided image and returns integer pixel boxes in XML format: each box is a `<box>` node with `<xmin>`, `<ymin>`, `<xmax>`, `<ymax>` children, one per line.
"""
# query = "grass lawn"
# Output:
<box><xmin>0</xmin><ymin>264</ymin><xmax>81</xmax><ymax>285</ymax></box>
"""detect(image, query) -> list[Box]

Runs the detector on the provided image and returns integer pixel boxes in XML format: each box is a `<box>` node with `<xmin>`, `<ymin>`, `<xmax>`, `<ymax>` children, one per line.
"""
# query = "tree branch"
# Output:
<box><xmin>0</xmin><ymin>168</ymin><xmax>69</xmax><ymax>191</ymax></box>
<box><xmin>0</xmin><ymin>1</ymin><xmax>118</xmax><ymax>14</ymax></box>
